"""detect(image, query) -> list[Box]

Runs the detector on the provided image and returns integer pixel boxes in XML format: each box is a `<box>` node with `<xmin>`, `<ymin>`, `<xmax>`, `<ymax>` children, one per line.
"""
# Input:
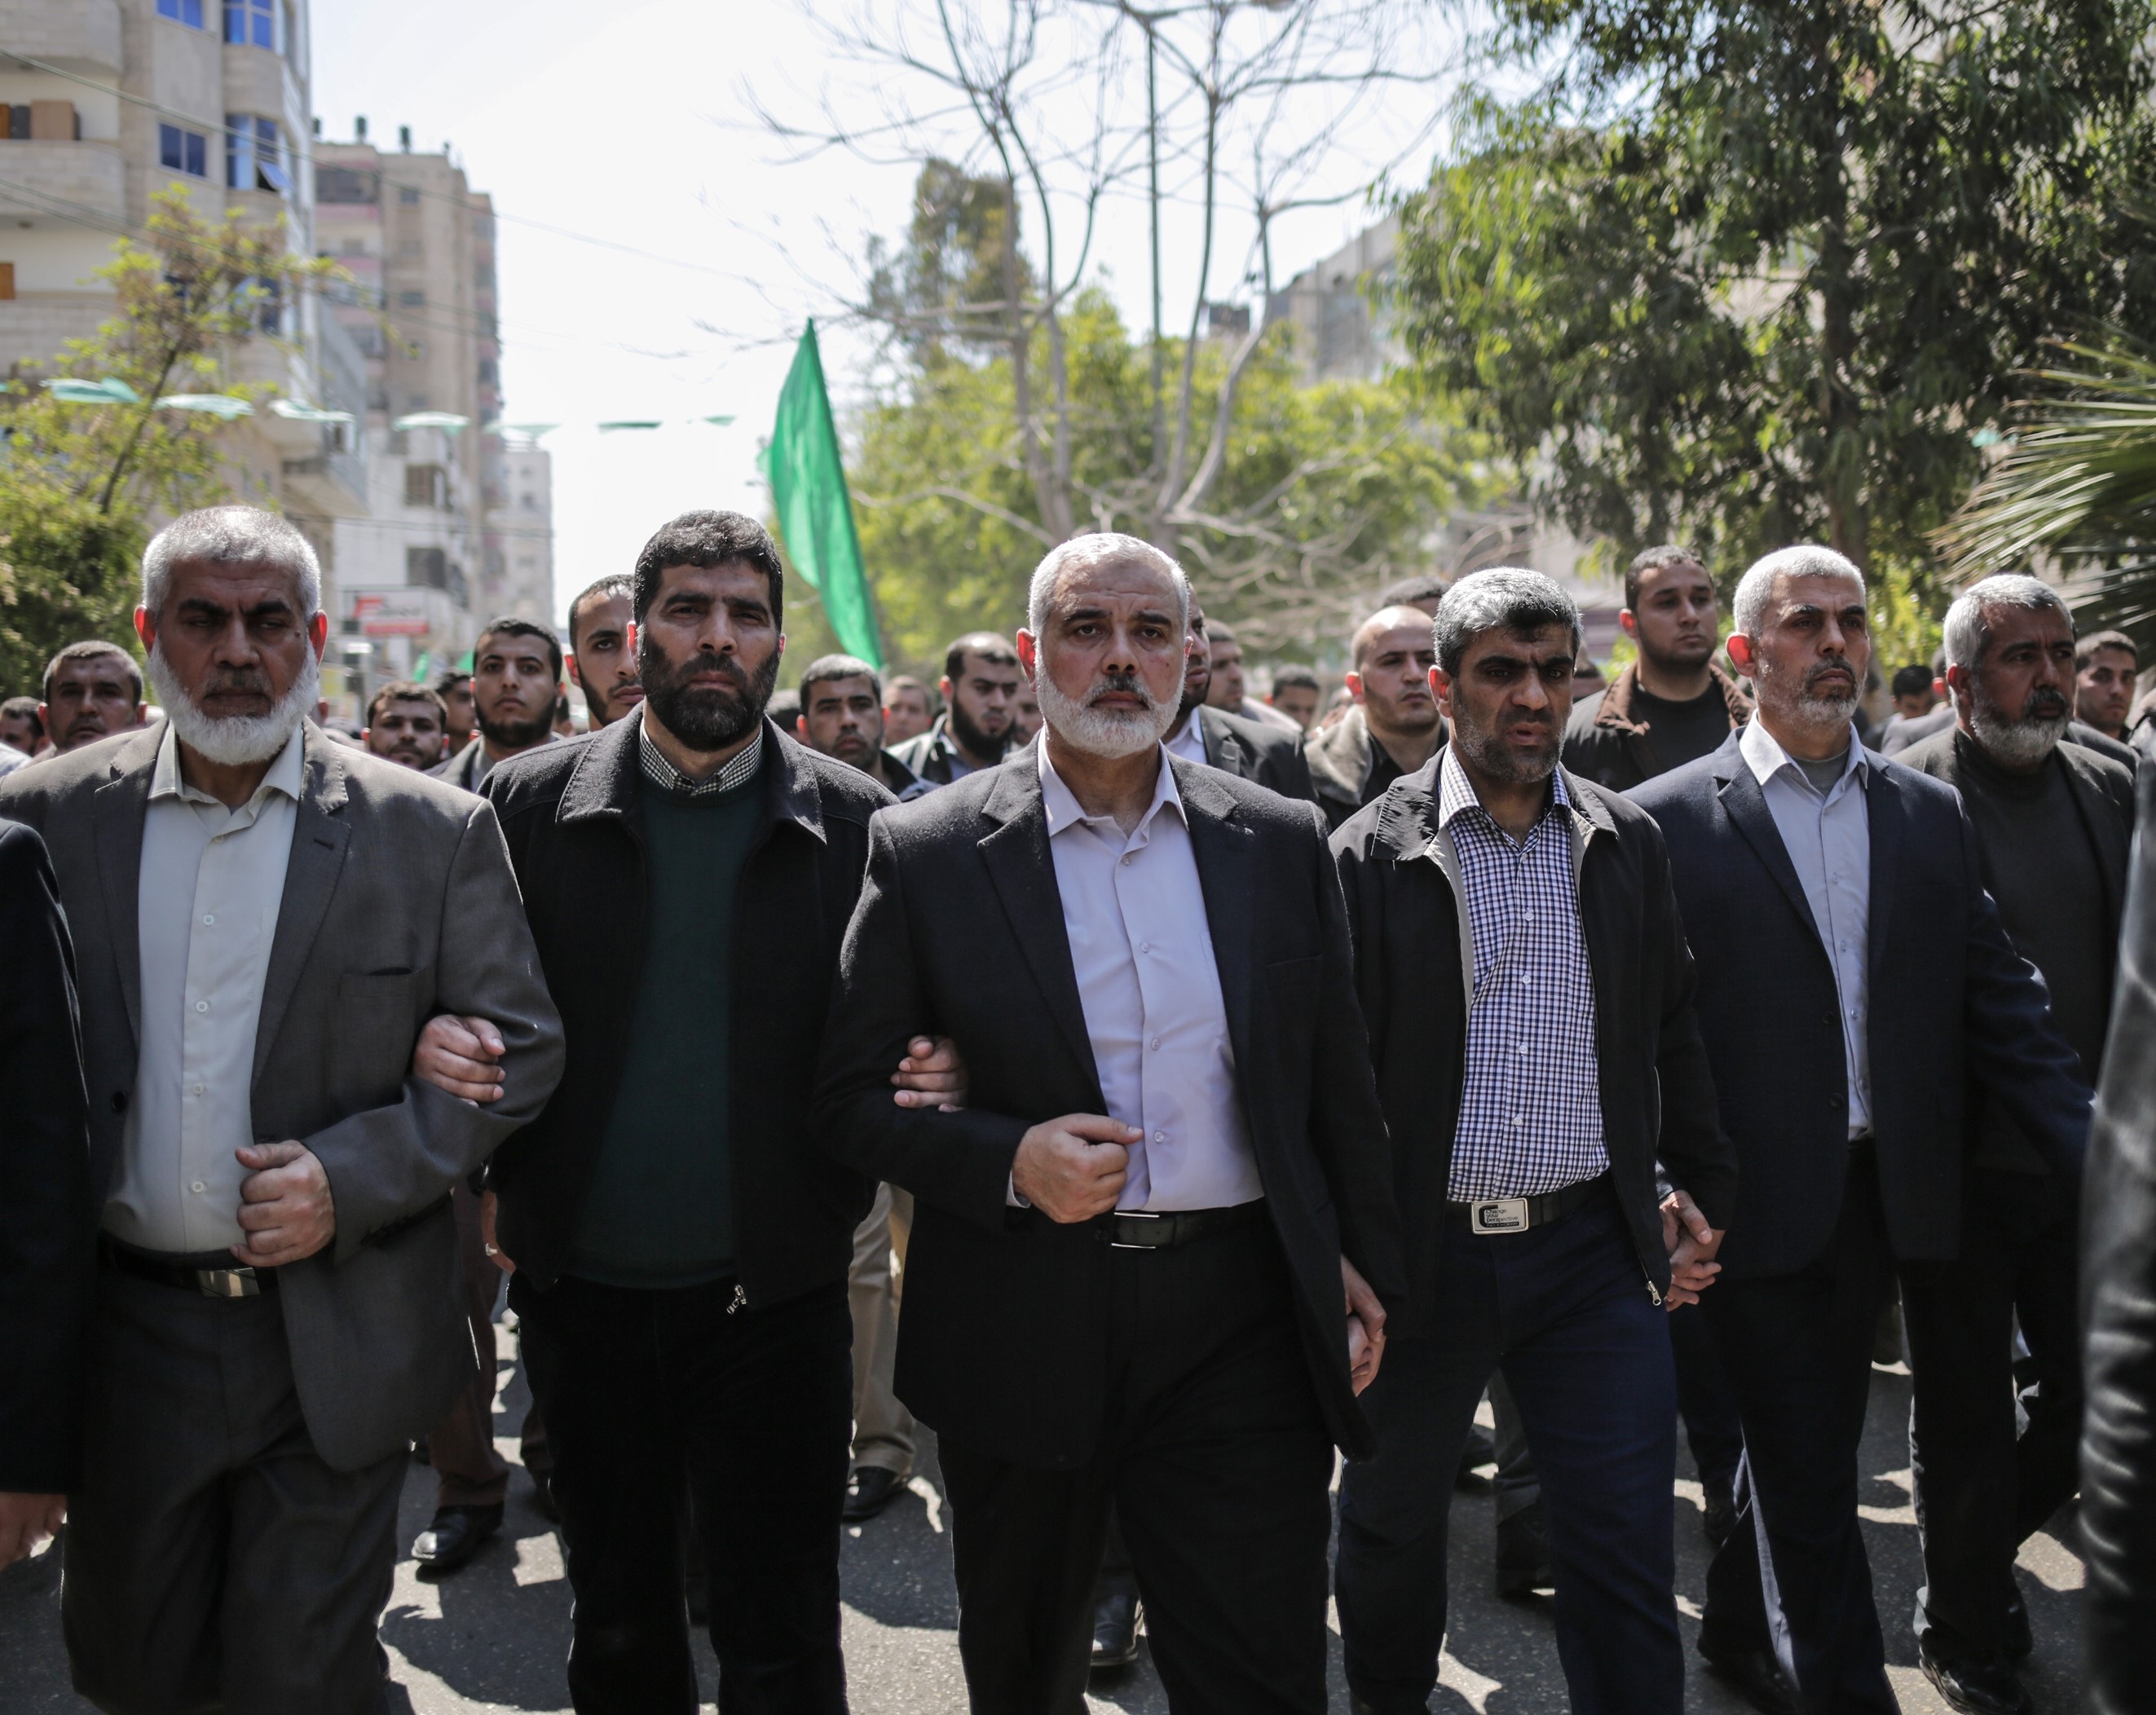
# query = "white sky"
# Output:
<box><xmin>309</xmin><ymin>0</ymin><xmax>1461</xmax><ymax>629</ymax></box>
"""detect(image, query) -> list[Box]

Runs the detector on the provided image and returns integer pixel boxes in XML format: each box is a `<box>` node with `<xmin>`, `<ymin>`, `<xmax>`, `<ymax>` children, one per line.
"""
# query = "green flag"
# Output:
<box><xmin>761</xmin><ymin>322</ymin><xmax>882</xmax><ymax>668</ymax></box>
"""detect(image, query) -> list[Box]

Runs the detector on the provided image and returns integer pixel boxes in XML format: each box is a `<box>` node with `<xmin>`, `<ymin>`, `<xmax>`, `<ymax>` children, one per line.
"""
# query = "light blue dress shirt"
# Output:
<box><xmin>1738</xmin><ymin>718</ymin><xmax>1873</xmax><ymax>1138</ymax></box>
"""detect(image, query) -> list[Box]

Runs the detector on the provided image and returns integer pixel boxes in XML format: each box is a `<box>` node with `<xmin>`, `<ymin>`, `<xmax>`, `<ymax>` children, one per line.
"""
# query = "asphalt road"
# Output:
<box><xmin>0</xmin><ymin>1320</ymin><xmax>2087</xmax><ymax>1713</ymax></box>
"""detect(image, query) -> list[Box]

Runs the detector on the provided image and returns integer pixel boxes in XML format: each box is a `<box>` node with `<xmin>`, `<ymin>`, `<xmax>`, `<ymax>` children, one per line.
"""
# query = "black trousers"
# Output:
<box><xmin>1335</xmin><ymin>1191</ymin><xmax>1682</xmax><ymax>1715</ymax></box>
<box><xmin>511</xmin><ymin>1272</ymin><xmax>853</xmax><ymax>1715</ymax></box>
<box><xmin>937</xmin><ymin>1216</ymin><xmax>1334</xmax><ymax>1715</ymax></box>
<box><xmin>1901</xmin><ymin>1166</ymin><xmax>2083</xmax><ymax>1666</ymax></box>
<box><xmin>1701</xmin><ymin>1150</ymin><xmax>1898</xmax><ymax>1715</ymax></box>
<box><xmin>64</xmin><ymin>1263</ymin><xmax>404</xmax><ymax>1715</ymax></box>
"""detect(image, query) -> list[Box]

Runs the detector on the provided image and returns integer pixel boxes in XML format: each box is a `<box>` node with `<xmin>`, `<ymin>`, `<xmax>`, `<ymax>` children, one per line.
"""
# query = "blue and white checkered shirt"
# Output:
<box><xmin>1440</xmin><ymin>747</ymin><xmax>1611</xmax><ymax>1201</ymax></box>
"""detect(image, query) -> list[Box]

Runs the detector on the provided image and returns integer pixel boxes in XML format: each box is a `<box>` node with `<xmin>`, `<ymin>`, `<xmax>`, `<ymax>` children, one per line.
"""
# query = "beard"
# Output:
<box><xmin>638</xmin><ymin>638</ymin><xmax>778</xmax><ymax>752</ymax></box>
<box><xmin>1969</xmin><ymin>681</ymin><xmax>2070</xmax><ymax>769</ymax></box>
<box><xmin>476</xmin><ymin>696</ymin><xmax>554</xmax><ymax>753</ymax></box>
<box><xmin>146</xmin><ymin>640</ymin><xmax>317</xmax><ymax>766</ymax></box>
<box><xmin>1754</xmin><ymin>654</ymin><xmax>1860</xmax><ymax>729</ymax></box>
<box><xmin>1034</xmin><ymin>664</ymin><xmax>1179</xmax><ymax>760</ymax></box>
<box><xmin>947</xmin><ymin>695</ymin><xmax>1012</xmax><ymax>761</ymax></box>
<box><xmin>1451</xmin><ymin>705</ymin><xmax>1560</xmax><ymax>785</ymax></box>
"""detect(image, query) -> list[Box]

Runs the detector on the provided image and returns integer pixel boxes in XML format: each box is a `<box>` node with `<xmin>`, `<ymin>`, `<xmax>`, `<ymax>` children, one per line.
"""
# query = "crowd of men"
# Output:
<box><xmin>2</xmin><ymin>502</ymin><xmax>2154</xmax><ymax>1715</ymax></box>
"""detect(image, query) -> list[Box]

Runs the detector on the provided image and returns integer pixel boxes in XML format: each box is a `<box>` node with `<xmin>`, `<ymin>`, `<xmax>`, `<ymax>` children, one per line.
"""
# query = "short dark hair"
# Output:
<box><xmin>884</xmin><ymin>672</ymin><xmax>928</xmax><ymax>703</ymax></box>
<box><xmin>367</xmin><ymin>680</ymin><xmax>448</xmax><ymax>726</ymax></box>
<box><xmin>2078</xmin><ymin>628</ymin><xmax>2137</xmax><ymax>671</ymax></box>
<box><xmin>1625</xmin><ymin>544</ymin><xmax>1705</xmax><ymax>611</ymax></box>
<box><xmin>567</xmin><ymin>573</ymin><xmax>634</xmax><ymax>653</ymax></box>
<box><xmin>632</xmin><ymin>509</ymin><xmax>784</xmax><ymax>626</ymax></box>
<box><xmin>2</xmin><ymin>694</ymin><xmax>44</xmax><ymax>739</ymax></box>
<box><xmin>1434</xmin><ymin>568</ymin><xmax>1582</xmax><ymax>676</ymax></box>
<box><xmin>1271</xmin><ymin>665</ymin><xmax>1321</xmax><ymax>693</ymax></box>
<box><xmin>944</xmin><ymin>631</ymin><xmax>1020</xmax><ymax>682</ymax></box>
<box><xmin>43</xmin><ymin>640</ymin><xmax>142</xmax><ymax>705</ymax></box>
<box><xmin>1889</xmin><ymin>664</ymin><xmax>1933</xmax><ymax>700</ymax></box>
<box><xmin>474</xmin><ymin>615</ymin><xmax>563</xmax><ymax>684</ymax></box>
<box><xmin>1206</xmin><ymin>620</ymin><xmax>1239</xmax><ymax>647</ymax></box>
<box><xmin>1377</xmin><ymin>571</ymin><xmax>1451</xmax><ymax>611</ymax></box>
<box><xmin>800</xmin><ymin>652</ymin><xmax>883</xmax><ymax>703</ymax></box>
<box><xmin>768</xmin><ymin>688</ymin><xmax>801</xmax><ymax>727</ymax></box>
<box><xmin>436</xmin><ymin>668</ymin><xmax>472</xmax><ymax>694</ymax></box>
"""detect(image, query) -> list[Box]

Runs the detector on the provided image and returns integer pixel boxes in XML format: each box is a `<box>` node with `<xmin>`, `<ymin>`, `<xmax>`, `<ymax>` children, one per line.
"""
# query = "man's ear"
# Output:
<box><xmin>1618</xmin><ymin>609</ymin><xmax>1640</xmax><ymax>641</ymax></box>
<box><xmin>567</xmin><ymin>655</ymin><xmax>585</xmax><ymax>689</ymax></box>
<box><xmin>1726</xmin><ymin>633</ymin><xmax>1758</xmax><ymax>677</ymax></box>
<box><xmin>1015</xmin><ymin>630</ymin><xmax>1038</xmax><ymax>680</ymax></box>
<box><xmin>133</xmin><ymin>606</ymin><xmax>155</xmax><ymax>651</ymax></box>
<box><xmin>1429</xmin><ymin>664</ymin><xmax>1455</xmax><ymax>721</ymax></box>
<box><xmin>307</xmin><ymin>611</ymin><xmax>330</xmax><ymax>659</ymax></box>
<box><xmin>1944</xmin><ymin>662</ymin><xmax>1973</xmax><ymax>710</ymax></box>
<box><xmin>1344</xmin><ymin>670</ymin><xmax>1367</xmax><ymax>705</ymax></box>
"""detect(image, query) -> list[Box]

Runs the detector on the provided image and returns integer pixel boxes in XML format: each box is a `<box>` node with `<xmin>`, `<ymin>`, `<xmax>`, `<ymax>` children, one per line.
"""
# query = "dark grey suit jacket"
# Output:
<box><xmin>0</xmin><ymin>723</ymin><xmax>565</xmax><ymax>1470</ymax></box>
<box><xmin>1195</xmin><ymin>704</ymin><xmax>1315</xmax><ymax>801</ymax></box>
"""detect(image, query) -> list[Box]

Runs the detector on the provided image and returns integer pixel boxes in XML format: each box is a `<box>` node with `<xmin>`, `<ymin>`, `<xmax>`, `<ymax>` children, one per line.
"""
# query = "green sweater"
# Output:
<box><xmin>566</xmin><ymin>766</ymin><xmax>763</xmax><ymax>1288</ymax></box>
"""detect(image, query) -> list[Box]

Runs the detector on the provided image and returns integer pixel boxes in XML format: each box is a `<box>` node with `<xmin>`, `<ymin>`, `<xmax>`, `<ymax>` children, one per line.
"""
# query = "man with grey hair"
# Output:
<box><xmin>1329</xmin><ymin>567</ymin><xmax>1736</xmax><ymax>1715</ymax></box>
<box><xmin>0</xmin><ymin>504</ymin><xmax>566</xmax><ymax>1713</ymax></box>
<box><xmin>813</xmin><ymin>530</ymin><xmax>1403</xmax><ymax>1714</ymax></box>
<box><xmin>1896</xmin><ymin>575</ymin><xmax>2132</xmax><ymax>1713</ymax></box>
<box><xmin>1632</xmin><ymin>546</ymin><xmax>2090</xmax><ymax>1715</ymax></box>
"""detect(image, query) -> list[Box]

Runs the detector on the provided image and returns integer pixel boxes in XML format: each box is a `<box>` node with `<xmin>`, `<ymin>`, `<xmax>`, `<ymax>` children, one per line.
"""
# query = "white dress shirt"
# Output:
<box><xmin>108</xmin><ymin>722</ymin><xmax>304</xmax><ymax>1253</ymax></box>
<box><xmin>1739</xmin><ymin>717</ymin><xmax>1873</xmax><ymax>1137</ymax></box>
<box><xmin>1039</xmin><ymin>743</ymin><xmax>1262</xmax><ymax>1211</ymax></box>
<box><xmin>1164</xmin><ymin>711</ymin><xmax>1208</xmax><ymax>766</ymax></box>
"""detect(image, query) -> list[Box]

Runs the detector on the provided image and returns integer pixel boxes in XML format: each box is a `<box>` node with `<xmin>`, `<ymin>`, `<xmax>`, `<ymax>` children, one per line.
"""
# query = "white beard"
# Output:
<box><xmin>146</xmin><ymin>640</ymin><xmax>318</xmax><ymax>766</ymax></box>
<box><xmin>1034</xmin><ymin>664</ymin><xmax>1178</xmax><ymax>760</ymax></box>
<box><xmin>1969</xmin><ymin>696</ymin><xmax>2068</xmax><ymax>769</ymax></box>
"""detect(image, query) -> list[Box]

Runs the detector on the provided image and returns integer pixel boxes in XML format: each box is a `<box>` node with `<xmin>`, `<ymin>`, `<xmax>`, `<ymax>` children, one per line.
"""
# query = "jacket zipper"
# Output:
<box><xmin>727</xmin><ymin>1283</ymin><xmax>747</xmax><ymax>1316</ymax></box>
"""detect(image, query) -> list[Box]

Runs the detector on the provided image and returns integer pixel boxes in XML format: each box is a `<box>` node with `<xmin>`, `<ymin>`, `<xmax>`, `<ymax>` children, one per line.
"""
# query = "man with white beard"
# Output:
<box><xmin>812</xmin><ymin>531</ymin><xmax>1403</xmax><ymax>1715</ymax></box>
<box><xmin>1896</xmin><ymin>576</ymin><xmax>2133</xmax><ymax>1715</ymax></box>
<box><xmin>0</xmin><ymin>505</ymin><xmax>564</xmax><ymax>1714</ymax></box>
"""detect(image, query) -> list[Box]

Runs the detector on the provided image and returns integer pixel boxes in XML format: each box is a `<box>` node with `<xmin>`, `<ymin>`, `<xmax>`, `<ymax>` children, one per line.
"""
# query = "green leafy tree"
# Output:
<box><xmin>0</xmin><ymin>189</ymin><xmax>340</xmax><ymax>695</ymax></box>
<box><xmin>1392</xmin><ymin>0</ymin><xmax>2156</xmax><ymax>601</ymax></box>
<box><xmin>849</xmin><ymin>289</ymin><xmax>1493</xmax><ymax>664</ymax></box>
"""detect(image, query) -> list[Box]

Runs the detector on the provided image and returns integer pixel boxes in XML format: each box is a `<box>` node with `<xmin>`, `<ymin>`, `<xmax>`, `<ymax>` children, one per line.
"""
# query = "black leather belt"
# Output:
<box><xmin>100</xmin><ymin>1235</ymin><xmax>279</xmax><ymax>1298</ymax></box>
<box><xmin>1444</xmin><ymin>1172</ymin><xmax>1609</xmax><ymax>1235</ymax></box>
<box><xmin>1100</xmin><ymin>1200</ymin><xmax>1268</xmax><ymax>1250</ymax></box>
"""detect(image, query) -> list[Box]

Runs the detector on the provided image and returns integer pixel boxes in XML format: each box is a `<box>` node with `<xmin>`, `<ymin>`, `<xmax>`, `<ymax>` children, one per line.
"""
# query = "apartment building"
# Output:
<box><xmin>0</xmin><ymin>0</ymin><xmax>367</xmax><ymax>551</ymax></box>
<box><xmin>315</xmin><ymin>127</ymin><xmax>549</xmax><ymax>703</ymax></box>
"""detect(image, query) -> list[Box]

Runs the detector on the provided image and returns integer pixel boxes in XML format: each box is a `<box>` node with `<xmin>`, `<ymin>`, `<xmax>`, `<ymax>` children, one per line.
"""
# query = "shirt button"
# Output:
<box><xmin>1149</xmin><ymin>1038</ymin><xmax>1162</xmax><ymax>1051</ymax></box>
<box><xmin>189</xmin><ymin>1180</ymin><xmax>205</xmax><ymax>1194</ymax></box>
<box><xmin>1153</xmin><ymin>1131</ymin><xmax>1166</xmax><ymax>1143</ymax></box>
<box><xmin>1512</xmin><ymin>1115</ymin><xmax>1525</xmax><ymax>1126</ymax></box>
<box><xmin>191</xmin><ymin>1084</ymin><xmax>204</xmax><ymax>1096</ymax></box>
<box><xmin>194</xmin><ymin>1000</ymin><xmax>209</xmax><ymax>1013</ymax></box>
<box><xmin>1140</xmin><ymin>941</ymin><xmax>1151</xmax><ymax>954</ymax></box>
<box><xmin>1120</xmin><ymin>855</ymin><xmax>1132</xmax><ymax>866</ymax></box>
<box><xmin>201</xmin><ymin>914</ymin><xmax>215</xmax><ymax>926</ymax></box>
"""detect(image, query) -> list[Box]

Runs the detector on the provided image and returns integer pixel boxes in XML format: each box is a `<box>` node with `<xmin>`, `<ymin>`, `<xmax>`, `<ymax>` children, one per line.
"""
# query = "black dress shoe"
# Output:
<box><xmin>1701</xmin><ymin>1472</ymin><xmax>1739</xmax><ymax>1551</ymax></box>
<box><xmin>1697</xmin><ymin>1637</ymin><xmax>1797</xmax><ymax>1715</ymax></box>
<box><xmin>1455</xmin><ymin>1423</ymin><xmax>1497</xmax><ymax>1490</ymax></box>
<box><xmin>842</xmin><ymin>1466</ymin><xmax>905</xmax><ymax>1523</ymax></box>
<box><xmin>1494</xmin><ymin>1502</ymin><xmax>1553</xmax><ymax>1598</ymax></box>
<box><xmin>412</xmin><ymin>1504</ymin><xmax>503</xmax><ymax>1575</ymax></box>
<box><xmin>1920</xmin><ymin>1641</ymin><xmax>2031</xmax><ymax>1715</ymax></box>
<box><xmin>1090</xmin><ymin>1581</ymin><xmax>1141</xmax><ymax>1670</ymax></box>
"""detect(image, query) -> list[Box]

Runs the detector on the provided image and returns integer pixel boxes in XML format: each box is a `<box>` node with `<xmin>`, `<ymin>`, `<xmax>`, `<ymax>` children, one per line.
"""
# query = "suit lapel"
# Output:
<box><xmin>1714</xmin><ymin>758</ymin><xmax>1823</xmax><ymax>948</ymax></box>
<box><xmin>1175</xmin><ymin>760</ymin><xmax>1258</xmax><ymax>1082</ymax></box>
<box><xmin>977</xmin><ymin>762</ymin><xmax>1102</xmax><ymax>1098</ymax></box>
<box><xmin>1862</xmin><ymin>758</ymin><xmax>1902</xmax><ymax>976</ymax></box>
<box><xmin>2058</xmin><ymin>748</ymin><xmax>2132</xmax><ymax>939</ymax></box>
<box><xmin>253</xmin><ymin>730</ymin><xmax>353</xmax><ymax>1090</ymax></box>
<box><xmin>90</xmin><ymin>730</ymin><xmax>161</xmax><ymax>1049</ymax></box>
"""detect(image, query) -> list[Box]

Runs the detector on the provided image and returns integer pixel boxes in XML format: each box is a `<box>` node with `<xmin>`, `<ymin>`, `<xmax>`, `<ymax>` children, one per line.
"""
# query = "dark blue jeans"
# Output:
<box><xmin>1335</xmin><ymin>1190</ymin><xmax>1682</xmax><ymax>1715</ymax></box>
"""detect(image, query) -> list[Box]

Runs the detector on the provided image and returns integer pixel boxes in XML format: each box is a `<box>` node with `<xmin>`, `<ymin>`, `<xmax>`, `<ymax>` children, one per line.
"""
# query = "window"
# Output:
<box><xmin>398</xmin><ymin>187</ymin><xmax>420</xmax><ymax>205</ymax></box>
<box><xmin>404</xmin><ymin>393</ymin><xmax>429</xmax><ymax>411</ymax></box>
<box><xmin>404</xmin><ymin>465</ymin><xmax>448</xmax><ymax>509</ymax></box>
<box><xmin>0</xmin><ymin>264</ymin><xmax>15</xmax><ymax>302</ymax></box>
<box><xmin>340</xmin><ymin>237</ymin><xmax>367</xmax><ymax>256</ymax></box>
<box><xmin>244</xmin><ymin>276</ymin><xmax>281</xmax><ymax>336</ymax></box>
<box><xmin>158</xmin><ymin>123</ymin><xmax>208</xmax><ymax>179</ymax></box>
<box><xmin>407</xmin><ymin>547</ymin><xmax>448</xmax><ymax>589</ymax></box>
<box><xmin>157</xmin><ymin>0</ymin><xmax>206</xmax><ymax>28</ymax></box>
<box><xmin>397</xmin><ymin>290</ymin><xmax>425</xmax><ymax>306</ymax></box>
<box><xmin>227</xmin><ymin>115</ymin><xmax>289</xmax><ymax>194</ymax></box>
<box><xmin>223</xmin><ymin>0</ymin><xmax>275</xmax><ymax>48</ymax></box>
<box><xmin>315</xmin><ymin>165</ymin><xmax>377</xmax><ymax>205</ymax></box>
<box><xmin>475</xmin><ymin>359</ymin><xmax>496</xmax><ymax>384</ymax></box>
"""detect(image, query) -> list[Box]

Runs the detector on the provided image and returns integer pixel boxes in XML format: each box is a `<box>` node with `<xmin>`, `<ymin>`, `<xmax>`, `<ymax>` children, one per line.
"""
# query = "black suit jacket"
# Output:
<box><xmin>1196</xmin><ymin>704</ymin><xmax>1315</xmax><ymax>800</ymax></box>
<box><xmin>1631</xmin><ymin>734</ymin><xmax>2089</xmax><ymax>1279</ymax></box>
<box><xmin>809</xmin><ymin>750</ymin><xmax>1405</xmax><ymax>1468</ymax></box>
<box><xmin>1329</xmin><ymin>757</ymin><xmax>1736</xmax><ymax>1332</ymax></box>
<box><xmin>0</xmin><ymin>820</ymin><xmax>94</xmax><ymax>1492</ymax></box>
<box><xmin>2083</xmin><ymin>757</ymin><xmax>2156</xmax><ymax>1714</ymax></box>
<box><xmin>482</xmin><ymin>716</ymin><xmax>885</xmax><ymax>1303</ymax></box>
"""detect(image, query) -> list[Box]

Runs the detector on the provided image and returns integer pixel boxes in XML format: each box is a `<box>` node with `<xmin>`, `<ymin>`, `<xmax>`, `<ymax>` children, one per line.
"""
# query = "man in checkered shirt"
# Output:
<box><xmin>1328</xmin><ymin>567</ymin><xmax>1739</xmax><ymax>1715</ymax></box>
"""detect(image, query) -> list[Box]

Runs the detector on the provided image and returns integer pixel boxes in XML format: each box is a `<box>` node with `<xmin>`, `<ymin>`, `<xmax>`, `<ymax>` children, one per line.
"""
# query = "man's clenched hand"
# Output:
<box><xmin>1011</xmin><ymin>1115</ymin><xmax>1136</xmax><ymax>1223</ymax></box>
<box><xmin>231</xmin><ymin>1140</ymin><xmax>336</xmax><ymax>1268</ymax></box>
<box><xmin>892</xmin><ymin>1035</ymin><xmax>968</xmax><ymax>1110</ymax></box>
<box><xmin>0</xmin><ymin>1492</ymin><xmax>64</xmax><ymax>1567</ymax></box>
<box><xmin>1343</xmin><ymin>1255</ymin><xmax>1388</xmax><ymax>1394</ymax></box>
<box><xmin>1660</xmin><ymin>1188</ymin><xmax>1724</xmax><ymax>1309</ymax></box>
<box><xmin>412</xmin><ymin>1014</ymin><xmax>506</xmax><ymax>1104</ymax></box>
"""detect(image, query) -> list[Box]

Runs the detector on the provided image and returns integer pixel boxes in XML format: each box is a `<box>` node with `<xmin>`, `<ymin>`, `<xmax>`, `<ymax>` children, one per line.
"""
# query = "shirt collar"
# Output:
<box><xmin>148</xmin><ymin>717</ymin><xmax>306</xmax><ymax>810</ymax></box>
<box><xmin>1436</xmin><ymin>743</ymin><xmax>1572</xmax><ymax>832</ymax></box>
<box><xmin>637</xmin><ymin>716</ymin><xmax>764</xmax><ymax>798</ymax></box>
<box><xmin>1738</xmin><ymin>715</ymin><xmax>1867</xmax><ymax>798</ymax></box>
<box><xmin>1038</xmin><ymin>739</ymin><xmax>1186</xmax><ymax>840</ymax></box>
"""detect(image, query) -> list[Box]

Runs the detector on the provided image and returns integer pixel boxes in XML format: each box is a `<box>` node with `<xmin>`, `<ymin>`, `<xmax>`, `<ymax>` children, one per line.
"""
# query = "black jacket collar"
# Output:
<box><xmin>556</xmin><ymin>714</ymin><xmax>827</xmax><ymax>844</ymax></box>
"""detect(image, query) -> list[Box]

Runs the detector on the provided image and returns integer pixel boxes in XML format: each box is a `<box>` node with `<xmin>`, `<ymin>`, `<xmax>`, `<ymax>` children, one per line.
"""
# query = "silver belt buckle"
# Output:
<box><xmin>197</xmin><ymin>1268</ymin><xmax>259</xmax><ymax>1298</ymax></box>
<box><xmin>1470</xmin><ymin>1197</ymin><xmax>1531</xmax><ymax>1236</ymax></box>
<box><xmin>1107</xmin><ymin>1212</ymin><xmax>1167</xmax><ymax>1250</ymax></box>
